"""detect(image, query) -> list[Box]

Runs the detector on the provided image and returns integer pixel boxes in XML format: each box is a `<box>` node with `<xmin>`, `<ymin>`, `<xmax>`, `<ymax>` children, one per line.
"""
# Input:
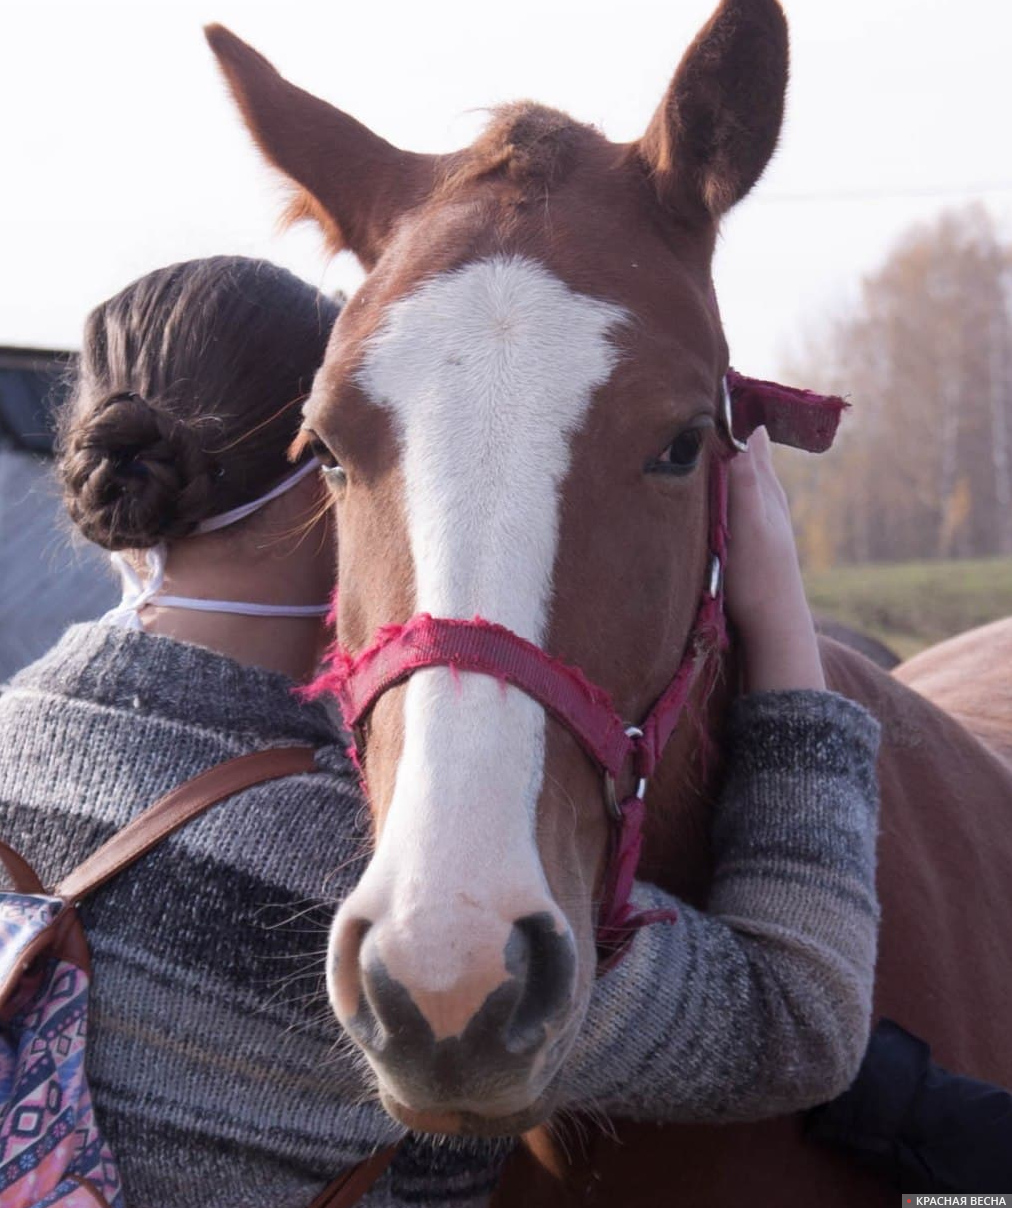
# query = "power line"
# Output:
<box><xmin>755</xmin><ymin>180</ymin><xmax>1012</xmax><ymax>205</ymax></box>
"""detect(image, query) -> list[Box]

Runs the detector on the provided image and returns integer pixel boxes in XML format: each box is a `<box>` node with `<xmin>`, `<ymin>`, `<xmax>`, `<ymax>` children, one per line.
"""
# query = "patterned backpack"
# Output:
<box><xmin>0</xmin><ymin>749</ymin><xmax>397</xmax><ymax>1208</ymax></box>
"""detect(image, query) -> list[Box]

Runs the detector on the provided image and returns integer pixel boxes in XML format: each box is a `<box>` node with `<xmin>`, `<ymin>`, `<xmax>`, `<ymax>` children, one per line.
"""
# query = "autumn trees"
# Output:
<box><xmin>777</xmin><ymin>204</ymin><xmax>1012</xmax><ymax>569</ymax></box>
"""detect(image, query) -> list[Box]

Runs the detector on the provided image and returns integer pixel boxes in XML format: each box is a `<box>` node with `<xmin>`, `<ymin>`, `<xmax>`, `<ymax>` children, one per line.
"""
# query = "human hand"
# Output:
<box><xmin>724</xmin><ymin>428</ymin><xmax>825</xmax><ymax>691</ymax></box>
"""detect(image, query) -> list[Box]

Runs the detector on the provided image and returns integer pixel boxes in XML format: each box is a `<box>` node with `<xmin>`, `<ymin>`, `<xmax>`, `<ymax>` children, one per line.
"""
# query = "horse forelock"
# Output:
<box><xmin>435</xmin><ymin>102</ymin><xmax>605</xmax><ymax>201</ymax></box>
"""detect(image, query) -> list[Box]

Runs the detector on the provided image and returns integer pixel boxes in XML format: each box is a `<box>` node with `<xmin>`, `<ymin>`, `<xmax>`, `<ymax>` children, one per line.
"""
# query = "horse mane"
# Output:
<box><xmin>436</xmin><ymin>102</ymin><xmax>602</xmax><ymax>199</ymax></box>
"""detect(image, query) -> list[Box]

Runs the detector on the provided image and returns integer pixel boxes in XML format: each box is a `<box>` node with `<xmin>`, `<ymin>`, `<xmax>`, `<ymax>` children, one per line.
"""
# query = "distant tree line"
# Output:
<box><xmin>776</xmin><ymin>204</ymin><xmax>1012</xmax><ymax>569</ymax></box>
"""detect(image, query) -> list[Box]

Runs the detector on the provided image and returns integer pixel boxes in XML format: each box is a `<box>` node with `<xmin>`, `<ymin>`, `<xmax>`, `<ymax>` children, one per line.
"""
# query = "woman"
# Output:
<box><xmin>0</xmin><ymin>256</ymin><xmax>879</xmax><ymax>1207</ymax></box>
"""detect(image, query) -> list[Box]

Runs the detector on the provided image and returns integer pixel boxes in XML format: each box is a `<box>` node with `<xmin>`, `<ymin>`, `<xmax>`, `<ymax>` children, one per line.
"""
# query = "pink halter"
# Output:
<box><xmin>313</xmin><ymin>372</ymin><xmax>846</xmax><ymax>971</ymax></box>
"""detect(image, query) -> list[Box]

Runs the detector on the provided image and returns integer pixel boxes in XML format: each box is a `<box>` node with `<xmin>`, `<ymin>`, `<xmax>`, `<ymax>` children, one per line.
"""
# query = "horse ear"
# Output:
<box><xmin>637</xmin><ymin>0</ymin><xmax>789</xmax><ymax>220</ymax></box>
<box><xmin>204</xmin><ymin>25</ymin><xmax>437</xmax><ymax>268</ymax></box>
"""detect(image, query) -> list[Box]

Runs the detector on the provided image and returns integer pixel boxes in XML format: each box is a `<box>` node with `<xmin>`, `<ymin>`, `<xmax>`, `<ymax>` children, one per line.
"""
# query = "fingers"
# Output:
<box><xmin>729</xmin><ymin>426</ymin><xmax>770</xmax><ymax>477</ymax></box>
<box><xmin>726</xmin><ymin>425</ymin><xmax>797</xmax><ymax>569</ymax></box>
<box><xmin>728</xmin><ymin>425</ymin><xmax>768</xmax><ymax>523</ymax></box>
<box><xmin>758</xmin><ymin>431</ymin><xmax>790</xmax><ymax>515</ymax></box>
<box><xmin>732</xmin><ymin>426</ymin><xmax>790</xmax><ymax>519</ymax></box>
<box><xmin>750</xmin><ymin>425</ymin><xmax>773</xmax><ymax>466</ymax></box>
<box><xmin>753</xmin><ymin>427</ymin><xmax>786</xmax><ymax>494</ymax></box>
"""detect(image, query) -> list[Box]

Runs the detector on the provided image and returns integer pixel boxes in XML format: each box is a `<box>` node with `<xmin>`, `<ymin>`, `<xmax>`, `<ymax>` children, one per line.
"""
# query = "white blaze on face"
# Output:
<box><xmin>352</xmin><ymin>256</ymin><xmax>626</xmax><ymax>986</ymax></box>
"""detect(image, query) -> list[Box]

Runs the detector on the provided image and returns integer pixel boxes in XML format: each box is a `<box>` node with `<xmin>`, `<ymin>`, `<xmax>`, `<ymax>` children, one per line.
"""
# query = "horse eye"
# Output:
<box><xmin>652</xmin><ymin>428</ymin><xmax>704</xmax><ymax>476</ymax></box>
<box><xmin>307</xmin><ymin>435</ymin><xmax>337</xmax><ymax>468</ymax></box>
<box><xmin>307</xmin><ymin>434</ymin><xmax>347</xmax><ymax>487</ymax></box>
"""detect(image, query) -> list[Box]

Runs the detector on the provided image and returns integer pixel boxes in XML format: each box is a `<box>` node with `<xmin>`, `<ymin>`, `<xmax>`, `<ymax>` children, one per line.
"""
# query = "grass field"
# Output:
<box><xmin>804</xmin><ymin>557</ymin><xmax>1012</xmax><ymax>662</ymax></box>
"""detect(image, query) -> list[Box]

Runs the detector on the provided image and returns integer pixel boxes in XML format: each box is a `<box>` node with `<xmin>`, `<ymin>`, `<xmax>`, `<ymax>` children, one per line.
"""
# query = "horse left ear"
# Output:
<box><xmin>205</xmin><ymin>24</ymin><xmax>438</xmax><ymax>268</ymax></box>
<box><xmin>637</xmin><ymin>0</ymin><xmax>789</xmax><ymax>220</ymax></box>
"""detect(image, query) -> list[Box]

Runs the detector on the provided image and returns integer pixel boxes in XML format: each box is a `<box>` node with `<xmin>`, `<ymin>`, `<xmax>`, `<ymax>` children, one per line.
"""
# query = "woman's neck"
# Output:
<box><xmin>140</xmin><ymin>608</ymin><xmax>327</xmax><ymax>682</ymax></box>
<box><xmin>136</xmin><ymin>531</ymin><xmax>332</xmax><ymax>682</ymax></box>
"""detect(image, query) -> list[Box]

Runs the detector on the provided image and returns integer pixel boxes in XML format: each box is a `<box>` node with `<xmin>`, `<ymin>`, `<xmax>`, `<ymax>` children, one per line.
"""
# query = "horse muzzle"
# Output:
<box><xmin>329</xmin><ymin>897</ymin><xmax>578</xmax><ymax>1127</ymax></box>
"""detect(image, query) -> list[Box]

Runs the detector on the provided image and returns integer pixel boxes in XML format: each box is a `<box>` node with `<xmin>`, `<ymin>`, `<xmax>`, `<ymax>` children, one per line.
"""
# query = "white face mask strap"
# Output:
<box><xmin>103</xmin><ymin>546</ymin><xmax>168</xmax><ymax>630</ymax></box>
<box><xmin>102</xmin><ymin>460</ymin><xmax>331</xmax><ymax>628</ymax></box>
<box><xmin>195</xmin><ymin>459</ymin><xmax>319</xmax><ymax>535</ymax></box>
<box><xmin>143</xmin><ymin>596</ymin><xmax>331</xmax><ymax>618</ymax></box>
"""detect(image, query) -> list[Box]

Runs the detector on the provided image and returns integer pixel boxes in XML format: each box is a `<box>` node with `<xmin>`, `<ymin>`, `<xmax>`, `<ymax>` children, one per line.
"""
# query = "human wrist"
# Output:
<box><xmin>736</xmin><ymin>590</ymin><xmax>825</xmax><ymax>692</ymax></box>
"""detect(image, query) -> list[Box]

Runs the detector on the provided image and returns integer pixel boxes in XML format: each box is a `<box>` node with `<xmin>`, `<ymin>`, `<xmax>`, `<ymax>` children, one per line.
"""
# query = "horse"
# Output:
<box><xmin>205</xmin><ymin>3</ymin><xmax>1012</xmax><ymax>1202</ymax></box>
<box><xmin>895</xmin><ymin>617</ymin><xmax>1012</xmax><ymax>767</ymax></box>
<box><xmin>813</xmin><ymin>617</ymin><xmax>899</xmax><ymax>671</ymax></box>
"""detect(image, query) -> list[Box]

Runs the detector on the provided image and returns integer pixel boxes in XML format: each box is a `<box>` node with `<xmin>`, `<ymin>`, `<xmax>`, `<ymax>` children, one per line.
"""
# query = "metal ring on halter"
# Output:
<box><xmin>602</xmin><ymin>727</ymin><xmax>649</xmax><ymax>820</ymax></box>
<box><xmin>722</xmin><ymin>376</ymin><xmax>750</xmax><ymax>454</ymax></box>
<box><xmin>624</xmin><ymin>726</ymin><xmax>648</xmax><ymax>800</ymax></box>
<box><xmin>603</xmin><ymin>772</ymin><xmax>622</xmax><ymax>821</ymax></box>
<box><xmin>708</xmin><ymin>553</ymin><xmax>722</xmax><ymax>599</ymax></box>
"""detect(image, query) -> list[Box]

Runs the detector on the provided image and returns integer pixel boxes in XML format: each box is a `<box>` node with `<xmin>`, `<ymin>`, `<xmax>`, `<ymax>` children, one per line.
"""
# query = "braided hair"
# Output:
<box><xmin>58</xmin><ymin>257</ymin><xmax>341</xmax><ymax>550</ymax></box>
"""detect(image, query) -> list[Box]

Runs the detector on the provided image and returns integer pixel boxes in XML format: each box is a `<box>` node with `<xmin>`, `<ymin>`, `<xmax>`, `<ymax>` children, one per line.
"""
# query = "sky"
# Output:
<box><xmin>3</xmin><ymin>0</ymin><xmax>1011</xmax><ymax>378</ymax></box>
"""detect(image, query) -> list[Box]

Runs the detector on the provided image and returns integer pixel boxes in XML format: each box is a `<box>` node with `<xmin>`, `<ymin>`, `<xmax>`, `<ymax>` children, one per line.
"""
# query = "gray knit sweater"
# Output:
<box><xmin>0</xmin><ymin>624</ymin><xmax>880</xmax><ymax>1207</ymax></box>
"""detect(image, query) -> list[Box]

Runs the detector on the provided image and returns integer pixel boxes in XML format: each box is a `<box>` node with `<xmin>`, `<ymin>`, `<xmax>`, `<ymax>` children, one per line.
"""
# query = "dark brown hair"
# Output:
<box><xmin>57</xmin><ymin>256</ymin><xmax>340</xmax><ymax>550</ymax></box>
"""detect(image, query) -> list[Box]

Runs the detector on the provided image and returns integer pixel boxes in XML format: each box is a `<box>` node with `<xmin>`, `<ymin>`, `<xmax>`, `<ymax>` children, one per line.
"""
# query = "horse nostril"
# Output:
<box><xmin>359</xmin><ymin>947</ymin><xmax>433</xmax><ymax>1058</ymax></box>
<box><xmin>332</xmin><ymin>916</ymin><xmax>383</xmax><ymax>1045</ymax></box>
<box><xmin>503</xmin><ymin>912</ymin><xmax>576</xmax><ymax>1054</ymax></box>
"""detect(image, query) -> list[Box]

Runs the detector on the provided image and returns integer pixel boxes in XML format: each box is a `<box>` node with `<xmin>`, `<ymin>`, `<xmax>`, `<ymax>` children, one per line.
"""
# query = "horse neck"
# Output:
<box><xmin>637</xmin><ymin>643</ymin><xmax>738</xmax><ymax>908</ymax></box>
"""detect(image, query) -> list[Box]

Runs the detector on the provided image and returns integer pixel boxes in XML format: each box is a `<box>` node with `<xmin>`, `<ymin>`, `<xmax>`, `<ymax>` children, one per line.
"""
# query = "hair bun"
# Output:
<box><xmin>60</xmin><ymin>392</ymin><xmax>218</xmax><ymax>550</ymax></box>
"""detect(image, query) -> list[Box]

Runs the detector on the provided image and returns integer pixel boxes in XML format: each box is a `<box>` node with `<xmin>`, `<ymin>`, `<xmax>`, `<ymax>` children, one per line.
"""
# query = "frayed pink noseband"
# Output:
<box><xmin>310</xmin><ymin>373</ymin><xmax>846</xmax><ymax>972</ymax></box>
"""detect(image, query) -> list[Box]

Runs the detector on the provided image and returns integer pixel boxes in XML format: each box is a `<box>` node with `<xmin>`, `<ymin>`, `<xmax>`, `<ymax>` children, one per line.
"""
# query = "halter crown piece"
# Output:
<box><xmin>312</xmin><ymin>372</ymin><xmax>847</xmax><ymax>972</ymax></box>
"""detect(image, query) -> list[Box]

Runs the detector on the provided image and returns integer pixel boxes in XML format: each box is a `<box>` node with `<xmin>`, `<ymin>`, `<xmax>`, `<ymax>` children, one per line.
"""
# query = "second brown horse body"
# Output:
<box><xmin>896</xmin><ymin>617</ymin><xmax>1012</xmax><ymax>767</ymax></box>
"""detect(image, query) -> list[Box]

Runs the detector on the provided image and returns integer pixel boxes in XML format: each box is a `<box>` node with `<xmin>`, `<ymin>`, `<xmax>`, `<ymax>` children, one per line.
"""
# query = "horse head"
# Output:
<box><xmin>208</xmin><ymin>0</ymin><xmax>788</xmax><ymax>1136</ymax></box>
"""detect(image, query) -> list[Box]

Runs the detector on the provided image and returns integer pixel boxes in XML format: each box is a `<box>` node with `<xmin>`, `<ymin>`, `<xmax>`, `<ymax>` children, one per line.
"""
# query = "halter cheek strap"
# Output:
<box><xmin>312</xmin><ymin>372</ymin><xmax>846</xmax><ymax>972</ymax></box>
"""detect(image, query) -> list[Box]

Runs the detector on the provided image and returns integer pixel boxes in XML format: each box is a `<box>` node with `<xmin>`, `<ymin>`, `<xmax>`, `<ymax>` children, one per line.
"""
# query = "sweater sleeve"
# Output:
<box><xmin>558</xmin><ymin>689</ymin><xmax>881</xmax><ymax>1123</ymax></box>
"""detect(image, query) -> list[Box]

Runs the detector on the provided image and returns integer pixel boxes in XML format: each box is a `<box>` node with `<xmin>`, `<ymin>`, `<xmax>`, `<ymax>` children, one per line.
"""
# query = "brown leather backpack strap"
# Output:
<box><xmin>0</xmin><ymin>841</ymin><xmax>93</xmax><ymax>1002</ymax></box>
<box><xmin>55</xmin><ymin>747</ymin><xmax>317</xmax><ymax>903</ymax></box>
<box><xmin>307</xmin><ymin>1145</ymin><xmax>400</xmax><ymax>1208</ymax></box>
<box><xmin>0</xmin><ymin>840</ymin><xmax>47</xmax><ymax>895</ymax></box>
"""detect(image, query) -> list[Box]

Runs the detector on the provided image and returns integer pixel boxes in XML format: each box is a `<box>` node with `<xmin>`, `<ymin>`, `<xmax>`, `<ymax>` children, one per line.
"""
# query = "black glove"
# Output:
<box><xmin>806</xmin><ymin>1017</ymin><xmax>1012</xmax><ymax>1193</ymax></box>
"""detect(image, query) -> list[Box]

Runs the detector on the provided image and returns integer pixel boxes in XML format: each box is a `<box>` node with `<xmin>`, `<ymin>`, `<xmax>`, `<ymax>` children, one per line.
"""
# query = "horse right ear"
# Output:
<box><xmin>637</xmin><ymin>0</ymin><xmax>789</xmax><ymax>221</ymax></box>
<box><xmin>204</xmin><ymin>25</ymin><xmax>437</xmax><ymax>269</ymax></box>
